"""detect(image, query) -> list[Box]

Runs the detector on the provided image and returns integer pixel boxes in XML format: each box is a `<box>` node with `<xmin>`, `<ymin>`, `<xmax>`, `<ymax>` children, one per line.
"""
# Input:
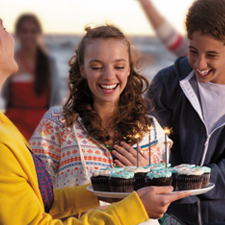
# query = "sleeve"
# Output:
<box><xmin>29</xmin><ymin>108</ymin><xmax>61</xmax><ymax>187</ymax></box>
<box><xmin>0</xmin><ymin>143</ymin><xmax>148</xmax><ymax>225</ymax></box>
<box><xmin>155</xmin><ymin>21</ymin><xmax>188</xmax><ymax>57</ymax></box>
<box><xmin>201</xmin><ymin>159</ymin><xmax>225</xmax><ymax>200</ymax></box>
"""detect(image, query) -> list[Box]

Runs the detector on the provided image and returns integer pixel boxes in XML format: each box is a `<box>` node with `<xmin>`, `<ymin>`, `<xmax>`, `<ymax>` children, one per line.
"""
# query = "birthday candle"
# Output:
<box><xmin>148</xmin><ymin>126</ymin><xmax>152</xmax><ymax>166</ymax></box>
<box><xmin>135</xmin><ymin>133</ymin><xmax>140</xmax><ymax>168</ymax></box>
<box><xmin>164</xmin><ymin>128</ymin><xmax>170</xmax><ymax>168</ymax></box>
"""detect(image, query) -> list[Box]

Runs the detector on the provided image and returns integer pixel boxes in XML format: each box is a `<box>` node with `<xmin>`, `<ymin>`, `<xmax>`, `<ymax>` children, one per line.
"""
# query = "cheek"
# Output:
<box><xmin>188</xmin><ymin>55</ymin><xmax>195</xmax><ymax>66</ymax></box>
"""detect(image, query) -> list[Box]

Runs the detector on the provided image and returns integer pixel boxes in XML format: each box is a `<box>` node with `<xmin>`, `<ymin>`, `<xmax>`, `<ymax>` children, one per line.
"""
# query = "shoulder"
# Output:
<box><xmin>0</xmin><ymin>123</ymin><xmax>24</xmax><ymax>145</ymax></box>
<box><xmin>43</xmin><ymin>106</ymin><xmax>65</xmax><ymax>124</ymax></box>
<box><xmin>152</xmin><ymin>57</ymin><xmax>192</xmax><ymax>85</ymax></box>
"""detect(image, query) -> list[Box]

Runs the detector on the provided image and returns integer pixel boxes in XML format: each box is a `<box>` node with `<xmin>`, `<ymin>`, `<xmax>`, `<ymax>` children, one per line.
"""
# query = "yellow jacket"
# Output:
<box><xmin>0</xmin><ymin>110</ymin><xmax>148</xmax><ymax>225</ymax></box>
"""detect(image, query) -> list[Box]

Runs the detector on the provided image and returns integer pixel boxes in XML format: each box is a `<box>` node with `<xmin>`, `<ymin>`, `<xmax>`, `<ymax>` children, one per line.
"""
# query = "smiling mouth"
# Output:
<box><xmin>98</xmin><ymin>84</ymin><xmax>118</xmax><ymax>90</ymax></box>
<box><xmin>196</xmin><ymin>69</ymin><xmax>212</xmax><ymax>76</ymax></box>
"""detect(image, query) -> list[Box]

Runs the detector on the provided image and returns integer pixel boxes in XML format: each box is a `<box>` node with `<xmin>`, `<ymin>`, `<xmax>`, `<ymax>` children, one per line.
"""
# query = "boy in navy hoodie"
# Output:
<box><xmin>146</xmin><ymin>0</ymin><xmax>225</xmax><ymax>224</ymax></box>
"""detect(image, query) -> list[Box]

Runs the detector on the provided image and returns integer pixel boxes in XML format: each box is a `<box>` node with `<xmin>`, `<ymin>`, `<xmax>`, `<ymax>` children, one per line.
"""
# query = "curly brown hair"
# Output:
<box><xmin>63</xmin><ymin>25</ymin><xmax>151</xmax><ymax>145</ymax></box>
<box><xmin>186</xmin><ymin>0</ymin><xmax>225</xmax><ymax>42</ymax></box>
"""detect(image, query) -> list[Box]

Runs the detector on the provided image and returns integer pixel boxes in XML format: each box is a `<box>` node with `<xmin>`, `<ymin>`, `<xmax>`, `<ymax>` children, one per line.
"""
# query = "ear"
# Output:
<box><xmin>80</xmin><ymin>65</ymin><xmax>86</xmax><ymax>78</ymax></box>
<box><xmin>127</xmin><ymin>65</ymin><xmax>131</xmax><ymax>77</ymax></box>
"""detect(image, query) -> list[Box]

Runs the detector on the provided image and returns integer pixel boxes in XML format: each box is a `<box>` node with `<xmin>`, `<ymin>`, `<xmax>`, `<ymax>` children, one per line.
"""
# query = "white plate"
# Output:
<box><xmin>86</xmin><ymin>186</ymin><xmax>131</xmax><ymax>198</ymax></box>
<box><xmin>87</xmin><ymin>183</ymin><xmax>215</xmax><ymax>198</ymax></box>
<box><xmin>172</xmin><ymin>182</ymin><xmax>215</xmax><ymax>196</ymax></box>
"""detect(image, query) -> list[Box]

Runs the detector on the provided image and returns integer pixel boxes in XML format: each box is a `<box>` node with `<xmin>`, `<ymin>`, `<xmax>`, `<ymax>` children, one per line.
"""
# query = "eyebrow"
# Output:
<box><xmin>89</xmin><ymin>59</ymin><xmax>127</xmax><ymax>63</ymax></box>
<box><xmin>188</xmin><ymin>46</ymin><xmax>220</xmax><ymax>54</ymax></box>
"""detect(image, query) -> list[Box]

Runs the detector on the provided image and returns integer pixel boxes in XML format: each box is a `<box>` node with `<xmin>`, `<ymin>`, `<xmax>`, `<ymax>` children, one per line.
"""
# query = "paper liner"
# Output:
<box><xmin>175</xmin><ymin>174</ymin><xmax>203</xmax><ymax>191</ymax></box>
<box><xmin>91</xmin><ymin>176</ymin><xmax>110</xmax><ymax>192</ymax></box>
<box><xmin>109</xmin><ymin>177</ymin><xmax>136</xmax><ymax>192</ymax></box>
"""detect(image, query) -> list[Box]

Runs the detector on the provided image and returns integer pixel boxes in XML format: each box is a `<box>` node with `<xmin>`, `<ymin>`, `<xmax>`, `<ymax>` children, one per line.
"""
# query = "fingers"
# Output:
<box><xmin>164</xmin><ymin>190</ymin><xmax>192</xmax><ymax>203</ymax></box>
<box><xmin>112</xmin><ymin>150</ymin><xmax>134</xmax><ymax>166</ymax></box>
<box><xmin>114</xmin><ymin>159</ymin><xmax>126</xmax><ymax>167</ymax></box>
<box><xmin>120</xmin><ymin>142</ymin><xmax>138</xmax><ymax>157</ymax></box>
<box><xmin>139</xmin><ymin>148</ymin><xmax>149</xmax><ymax>160</ymax></box>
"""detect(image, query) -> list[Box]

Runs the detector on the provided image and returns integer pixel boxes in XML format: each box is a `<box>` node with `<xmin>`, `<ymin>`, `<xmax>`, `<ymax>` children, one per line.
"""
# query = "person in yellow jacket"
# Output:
<box><xmin>0</xmin><ymin>18</ymin><xmax>190</xmax><ymax>225</ymax></box>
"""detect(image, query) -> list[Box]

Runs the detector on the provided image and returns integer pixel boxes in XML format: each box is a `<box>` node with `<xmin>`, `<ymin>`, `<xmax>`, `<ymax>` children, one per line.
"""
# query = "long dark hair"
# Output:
<box><xmin>15</xmin><ymin>14</ymin><xmax>51</xmax><ymax>97</ymax></box>
<box><xmin>63</xmin><ymin>25</ymin><xmax>151</xmax><ymax>145</ymax></box>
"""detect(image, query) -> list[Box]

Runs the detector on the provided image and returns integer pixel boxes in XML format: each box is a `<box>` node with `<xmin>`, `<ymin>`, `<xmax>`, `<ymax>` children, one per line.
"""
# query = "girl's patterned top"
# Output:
<box><xmin>30</xmin><ymin>106</ymin><xmax>172</xmax><ymax>189</ymax></box>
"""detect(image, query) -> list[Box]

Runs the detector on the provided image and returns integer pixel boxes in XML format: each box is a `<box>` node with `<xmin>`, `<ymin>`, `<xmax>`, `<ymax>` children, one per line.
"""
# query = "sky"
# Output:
<box><xmin>1</xmin><ymin>0</ymin><xmax>195</xmax><ymax>36</ymax></box>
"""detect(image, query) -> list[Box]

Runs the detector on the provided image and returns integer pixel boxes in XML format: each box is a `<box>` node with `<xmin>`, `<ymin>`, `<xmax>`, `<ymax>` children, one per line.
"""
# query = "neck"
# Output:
<box><xmin>93</xmin><ymin>101</ymin><xmax>117</xmax><ymax>128</ymax></box>
<box><xmin>0</xmin><ymin>71</ymin><xmax>9</xmax><ymax>96</ymax></box>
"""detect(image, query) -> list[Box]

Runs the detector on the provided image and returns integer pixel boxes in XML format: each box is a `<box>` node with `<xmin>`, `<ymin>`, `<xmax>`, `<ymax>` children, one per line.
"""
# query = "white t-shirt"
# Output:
<box><xmin>198</xmin><ymin>81</ymin><xmax>225</xmax><ymax>134</ymax></box>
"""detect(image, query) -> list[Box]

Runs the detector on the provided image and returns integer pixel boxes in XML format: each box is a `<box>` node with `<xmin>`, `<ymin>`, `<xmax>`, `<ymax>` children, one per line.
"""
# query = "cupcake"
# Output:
<box><xmin>200</xmin><ymin>166</ymin><xmax>211</xmax><ymax>188</ymax></box>
<box><xmin>91</xmin><ymin>168</ymin><xmax>112</xmax><ymax>192</ymax></box>
<box><xmin>168</xmin><ymin>167</ymin><xmax>178</xmax><ymax>190</ymax></box>
<box><xmin>109</xmin><ymin>170</ymin><xmax>135</xmax><ymax>192</ymax></box>
<box><xmin>150</xmin><ymin>163</ymin><xmax>171</xmax><ymax>171</ymax></box>
<box><xmin>125</xmin><ymin>167</ymin><xmax>149</xmax><ymax>190</ymax></box>
<box><xmin>176</xmin><ymin>166</ymin><xmax>204</xmax><ymax>191</ymax></box>
<box><xmin>145</xmin><ymin>169</ymin><xmax>173</xmax><ymax>187</ymax></box>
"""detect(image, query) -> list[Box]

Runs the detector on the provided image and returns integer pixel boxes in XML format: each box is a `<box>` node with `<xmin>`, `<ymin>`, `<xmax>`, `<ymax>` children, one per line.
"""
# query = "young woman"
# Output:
<box><xmin>2</xmin><ymin>14</ymin><xmax>60</xmax><ymax>141</ymax></box>
<box><xmin>0</xmin><ymin>18</ymin><xmax>191</xmax><ymax>225</ymax></box>
<box><xmin>30</xmin><ymin>25</ymin><xmax>172</xmax><ymax>189</ymax></box>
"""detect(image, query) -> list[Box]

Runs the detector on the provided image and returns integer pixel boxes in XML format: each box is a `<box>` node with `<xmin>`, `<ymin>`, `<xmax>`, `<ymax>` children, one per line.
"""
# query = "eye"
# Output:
<box><xmin>92</xmin><ymin>67</ymin><xmax>102</xmax><ymax>70</ymax></box>
<box><xmin>189</xmin><ymin>50</ymin><xmax>198</xmax><ymax>54</ymax></box>
<box><xmin>115</xmin><ymin>66</ymin><xmax>125</xmax><ymax>70</ymax></box>
<box><xmin>207</xmin><ymin>54</ymin><xmax>217</xmax><ymax>58</ymax></box>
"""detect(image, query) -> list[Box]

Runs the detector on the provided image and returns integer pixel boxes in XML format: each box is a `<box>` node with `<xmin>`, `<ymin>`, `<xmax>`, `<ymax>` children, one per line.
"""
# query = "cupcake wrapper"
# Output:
<box><xmin>134</xmin><ymin>176</ymin><xmax>146</xmax><ymax>191</ymax></box>
<box><xmin>202</xmin><ymin>173</ymin><xmax>210</xmax><ymax>188</ymax></box>
<box><xmin>145</xmin><ymin>176</ymin><xmax>173</xmax><ymax>187</ymax></box>
<box><xmin>109</xmin><ymin>177</ymin><xmax>136</xmax><ymax>192</ymax></box>
<box><xmin>91</xmin><ymin>176</ymin><xmax>110</xmax><ymax>192</ymax></box>
<box><xmin>175</xmin><ymin>175</ymin><xmax>203</xmax><ymax>191</ymax></box>
<box><xmin>135</xmin><ymin>172</ymin><xmax>147</xmax><ymax>178</ymax></box>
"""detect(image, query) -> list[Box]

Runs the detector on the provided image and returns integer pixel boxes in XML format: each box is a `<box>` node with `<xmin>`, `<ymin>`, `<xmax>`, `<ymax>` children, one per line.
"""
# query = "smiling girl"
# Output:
<box><xmin>30</xmin><ymin>25</ymin><xmax>171</xmax><ymax>189</ymax></box>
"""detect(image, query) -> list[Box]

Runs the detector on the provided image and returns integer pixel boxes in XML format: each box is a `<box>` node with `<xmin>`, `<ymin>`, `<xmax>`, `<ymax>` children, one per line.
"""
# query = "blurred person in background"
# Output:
<box><xmin>2</xmin><ymin>13</ymin><xmax>61</xmax><ymax>141</ymax></box>
<box><xmin>138</xmin><ymin>0</ymin><xmax>188</xmax><ymax>57</ymax></box>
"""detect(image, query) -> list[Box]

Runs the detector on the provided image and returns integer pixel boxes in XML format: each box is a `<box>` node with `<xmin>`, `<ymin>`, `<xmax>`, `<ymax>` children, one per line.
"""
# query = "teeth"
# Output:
<box><xmin>100</xmin><ymin>84</ymin><xmax>117</xmax><ymax>89</ymax></box>
<box><xmin>196</xmin><ymin>69</ymin><xmax>210</xmax><ymax>76</ymax></box>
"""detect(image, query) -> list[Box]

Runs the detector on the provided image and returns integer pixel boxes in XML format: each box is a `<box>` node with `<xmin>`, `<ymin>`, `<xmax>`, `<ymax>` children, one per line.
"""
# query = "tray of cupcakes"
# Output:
<box><xmin>87</xmin><ymin>163</ymin><xmax>215</xmax><ymax>198</ymax></box>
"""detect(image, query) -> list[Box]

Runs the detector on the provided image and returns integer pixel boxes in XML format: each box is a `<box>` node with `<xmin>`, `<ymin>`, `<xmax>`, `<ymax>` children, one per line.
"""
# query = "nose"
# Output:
<box><xmin>195</xmin><ymin>55</ymin><xmax>208</xmax><ymax>70</ymax></box>
<box><xmin>103</xmin><ymin>66</ymin><xmax>115</xmax><ymax>80</ymax></box>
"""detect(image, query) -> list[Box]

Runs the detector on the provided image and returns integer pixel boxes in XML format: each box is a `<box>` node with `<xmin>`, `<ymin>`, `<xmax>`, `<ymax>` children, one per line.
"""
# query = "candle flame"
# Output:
<box><xmin>135</xmin><ymin>133</ymin><xmax>140</xmax><ymax>139</ymax></box>
<box><xmin>147</xmin><ymin>125</ymin><xmax>153</xmax><ymax>130</ymax></box>
<box><xmin>164</xmin><ymin>127</ymin><xmax>171</xmax><ymax>135</ymax></box>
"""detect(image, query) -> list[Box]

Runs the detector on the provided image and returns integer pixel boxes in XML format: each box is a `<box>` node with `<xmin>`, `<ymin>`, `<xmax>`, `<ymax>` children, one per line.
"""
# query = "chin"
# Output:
<box><xmin>11</xmin><ymin>61</ymin><xmax>19</xmax><ymax>74</ymax></box>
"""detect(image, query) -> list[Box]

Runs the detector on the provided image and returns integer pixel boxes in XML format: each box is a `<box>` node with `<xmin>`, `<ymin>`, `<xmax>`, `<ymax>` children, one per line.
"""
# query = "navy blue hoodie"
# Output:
<box><xmin>146</xmin><ymin>57</ymin><xmax>225</xmax><ymax>225</ymax></box>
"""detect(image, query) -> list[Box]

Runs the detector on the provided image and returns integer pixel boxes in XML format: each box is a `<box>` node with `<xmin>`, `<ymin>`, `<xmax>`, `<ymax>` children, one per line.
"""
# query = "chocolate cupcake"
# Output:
<box><xmin>201</xmin><ymin>166</ymin><xmax>211</xmax><ymax>188</ymax></box>
<box><xmin>168</xmin><ymin>167</ymin><xmax>178</xmax><ymax>190</ymax></box>
<box><xmin>145</xmin><ymin>169</ymin><xmax>173</xmax><ymax>187</ymax></box>
<box><xmin>149</xmin><ymin>163</ymin><xmax>171</xmax><ymax>171</ymax></box>
<box><xmin>91</xmin><ymin>168</ymin><xmax>112</xmax><ymax>192</ymax></box>
<box><xmin>125</xmin><ymin>167</ymin><xmax>149</xmax><ymax>190</ymax></box>
<box><xmin>176</xmin><ymin>167</ymin><xmax>204</xmax><ymax>191</ymax></box>
<box><xmin>109</xmin><ymin>170</ymin><xmax>135</xmax><ymax>192</ymax></box>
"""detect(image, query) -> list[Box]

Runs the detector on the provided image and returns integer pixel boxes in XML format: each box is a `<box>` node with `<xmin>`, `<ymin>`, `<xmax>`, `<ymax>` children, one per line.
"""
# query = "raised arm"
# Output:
<box><xmin>138</xmin><ymin>0</ymin><xmax>188</xmax><ymax>57</ymax></box>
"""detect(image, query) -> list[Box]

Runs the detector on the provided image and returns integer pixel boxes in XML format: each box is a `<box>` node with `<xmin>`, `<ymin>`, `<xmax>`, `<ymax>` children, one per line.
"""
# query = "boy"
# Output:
<box><xmin>146</xmin><ymin>0</ymin><xmax>225</xmax><ymax>224</ymax></box>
